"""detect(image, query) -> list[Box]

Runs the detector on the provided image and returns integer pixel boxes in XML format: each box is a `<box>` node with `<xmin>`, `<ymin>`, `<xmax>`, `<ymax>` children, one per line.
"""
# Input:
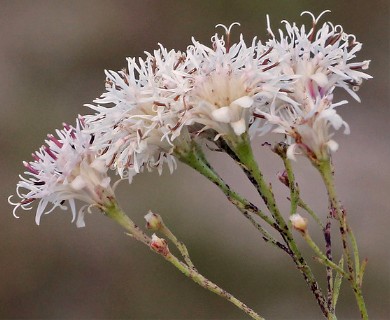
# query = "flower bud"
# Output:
<box><xmin>150</xmin><ymin>234</ymin><xmax>169</xmax><ymax>256</ymax></box>
<box><xmin>144</xmin><ymin>211</ymin><xmax>163</xmax><ymax>231</ymax></box>
<box><xmin>290</xmin><ymin>214</ymin><xmax>308</xmax><ymax>233</ymax></box>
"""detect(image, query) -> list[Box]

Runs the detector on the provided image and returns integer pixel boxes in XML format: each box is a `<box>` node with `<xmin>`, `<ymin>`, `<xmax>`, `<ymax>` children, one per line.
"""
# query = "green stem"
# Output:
<box><xmin>349</xmin><ymin>228</ymin><xmax>360</xmax><ymax>279</ymax></box>
<box><xmin>275</xmin><ymin>145</ymin><xmax>299</xmax><ymax>216</ymax></box>
<box><xmin>316</xmin><ymin>159</ymin><xmax>368</xmax><ymax>320</ymax></box>
<box><xmin>164</xmin><ymin>252</ymin><xmax>265</xmax><ymax>320</ymax></box>
<box><xmin>277</xmin><ymin>146</ymin><xmax>336</xmax><ymax>317</ymax></box>
<box><xmin>317</xmin><ymin>160</ymin><xmax>354</xmax><ymax>271</ymax></box>
<box><xmin>103</xmin><ymin>201</ymin><xmax>150</xmax><ymax>245</ymax></box>
<box><xmin>332</xmin><ymin>257</ymin><xmax>344</xmax><ymax>310</ymax></box>
<box><xmin>303</xmin><ymin>232</ymin><xmax>345</xmax><ymax>276</ymax></box>
<box><xmin>104</xmin><ymin>202</ymin><xmax>264</xmax><ymax>320</ymax></box>
<box><xmin>159</xmin><ymin>222</ymin><xmax>196</xmax><ymax>269</ymax></box>
<box><xmin>224</xmin><ymin>133</ymin><xmax>329</xmax><ymax>318</ymax></box>
<box><xmin>175</xmin><ymin>142</ymin><xmax>288</xmax><ymax>253</ymax></box>
<box><xmin>298</xmin><ymin>199</ymin><xmax>324</xmax><ymax>229</ymax></box>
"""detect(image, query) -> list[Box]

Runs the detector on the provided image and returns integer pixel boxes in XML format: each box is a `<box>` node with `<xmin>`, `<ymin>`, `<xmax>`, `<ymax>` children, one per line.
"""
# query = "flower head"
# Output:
<box><xmin>257</xmin><ymin>11</ymin><xmax>371</xmax><ymax>160</ymax></box>
<box><xmin>177</xmin><ymin>24</ymin><xmax>289</xmax><ymax>139</ymax></box>
<box><xmin>9</xmin><ymin>118</ymin><xmax>114</xmax><ymax>227</ymax></box>
<box><xmin>85</xmin><ymin>45</ymin><xmax>192</xmax><ymax>181</ymax></box>
<box><xmin>266</xmin><ymin>11</ymin><xmax>371</xmax><ymax>101</ymax></box>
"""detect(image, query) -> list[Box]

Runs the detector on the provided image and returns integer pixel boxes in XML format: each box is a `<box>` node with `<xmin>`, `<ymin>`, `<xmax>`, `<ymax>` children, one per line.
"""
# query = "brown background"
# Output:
<box><xmin>1</xmin><ymin>0</ymin><xmax>389</xmax><ymax>319</ymax></box>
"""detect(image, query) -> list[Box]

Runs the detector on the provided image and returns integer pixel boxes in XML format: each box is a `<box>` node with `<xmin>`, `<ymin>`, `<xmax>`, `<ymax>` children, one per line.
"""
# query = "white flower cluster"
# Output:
<box><xmin>86</xmin><ymin>11</ymin><xmax>370</xmax><ymax>167</ymax></box>
<box><xmin>9</xmin><ymin>118</ymin><xmax>114</xmax><ymax>227</ymax></box>
<box><xmin>256</xmin><ymin>11</ymin><xmax>371</xmax><ymax>160</ymax></box>
<box><xmin>84</xmin><ymin>27</ymin><xmax>289</xmax><ymax>182</ymax></box>
<box><xmin>84</xmin><ymin>44</ymin><xmax>198</xmax><ymax>182</ymax></box>
<box><xmin>10</xmin><ymin>11</ymin><xmax>371</xmax><ymax>225</ymax></box>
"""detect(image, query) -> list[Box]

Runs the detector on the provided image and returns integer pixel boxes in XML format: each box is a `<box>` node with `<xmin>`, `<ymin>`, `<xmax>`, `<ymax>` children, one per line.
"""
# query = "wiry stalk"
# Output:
<box><xmin>104</xmin><ymin>201</ymin><xmax>265</xmax><ymax>320</ymax></box>
<box><xmin>175</xmin><ymin>142</ymin><xmax>289</xmax><ymax>253</ymax></box>
<box><xmin>315</xmin><ymin>159</ymin><xmax>368</xmax><ymax>320</ymax></box>
<box><xmin>222</xmin><ymin>133</ymin><xmax>329</xmax><ymax>318</ymax></box>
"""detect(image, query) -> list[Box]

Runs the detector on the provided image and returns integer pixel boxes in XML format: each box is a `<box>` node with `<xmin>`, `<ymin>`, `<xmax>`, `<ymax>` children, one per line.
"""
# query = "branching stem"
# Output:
<box><xmin>223</xmin><ymin>134</ymin><xmax>329</xmax><ymax>318</ymax></box>
<box><xmin>103</xmin><ymin>201</ymin><xmax>265</xmax><ymax>320</ymax></box>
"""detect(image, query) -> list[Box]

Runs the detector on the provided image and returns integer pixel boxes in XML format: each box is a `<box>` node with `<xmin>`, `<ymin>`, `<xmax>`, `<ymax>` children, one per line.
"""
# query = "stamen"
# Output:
<box><xmin>108</xmin><ymin>153</ymin><xmax>118</xmax><ymax>167</ymax></box>
<box><xmin>21</xmin><ymin>198</ymin><xmax>35</xmax><ymax>205</ymax></box>
<box><xmin>259</xmin><ymin>46</ymin><xmax>273</xmax><ymax>60</ymax></box>
<box><xmin>47</xmin><ymin>134</ymin><xmax>63</xmax><ymax>148</ymax></box>
<box><xmin>44</xmin><ymin>146</ymin><xmax>58</xmax><ymax>160</ymax></box>
<box><xmin>63</xmin><ymin>122</ymin><xmax>76</xmax><ymax>139</ymax></box>
<box><xmin>153</xmin><ymin>101</ymin><xmax>167</xmax><ymax>107</ymax></box>
<box><xmin>325</xmin><ymin>33</ymin><xmax>342</xmax><ymax>46</ymax></box>
<box><xmin>173</xmin><ymin>55</ymin><xmax>185</xmax><ymax>70</ymax></box>
<box><xmin>151</xmin><ymin>58</ymin><xmax>157</xmax><ymax>75</ymax></box>
<box><xmin>23</xmin><ymin>161</ymin><xmax>39</xmax><ymax>175</ymax></box>
<box><xmin>31</xmin><ymin>153</ymin><xmax>40</xmax><ymax>162</ymax></box>
<box><xmin>253</xmin><ymin>113</ymin><xmax>266</xmax><ymax>119</ymax></box>
<box><xmin>262</xmin><ymin>62</ymin><xmax>280</xmax><ymax>72</ymax></box>
<box><xmin>168</xmin><ymin>121</ymin><xmax>181</xmax><ymax>131</ymax></box>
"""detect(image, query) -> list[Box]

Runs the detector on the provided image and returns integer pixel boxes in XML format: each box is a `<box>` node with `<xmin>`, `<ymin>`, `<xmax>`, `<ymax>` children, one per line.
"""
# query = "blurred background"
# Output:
<box><xmin>1</xmin><ymin>0</ymin><xmax>389</xmax><ymax>319</ymax></box>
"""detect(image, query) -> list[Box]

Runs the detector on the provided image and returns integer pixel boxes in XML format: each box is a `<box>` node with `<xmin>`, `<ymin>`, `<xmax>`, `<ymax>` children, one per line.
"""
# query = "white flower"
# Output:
<box><xmin>175</xmin><ymin>24</ymin><xmax>289</xmax><ymax>139</ymax></box>
<box><xmin>261</xmin><ymin>98</ymin><xmax>350</xmax><ymax>161</ymax></box>
<box><xmin>257</xmin><ymin>11</ymin><xmax>371</xmax><ymax>160</ymax></box>
<box><xmin>8</xmin><ymin>118</ymin><xmax>114</xmax><ymax>227</ymax></box>
<box><xmin>85</xmin><ymin>45</ymin><xmax>192</xmax><ymax>181</ymax></box>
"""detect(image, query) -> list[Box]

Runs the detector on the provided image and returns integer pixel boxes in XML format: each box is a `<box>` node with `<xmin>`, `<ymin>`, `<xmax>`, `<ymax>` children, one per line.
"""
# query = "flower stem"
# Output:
<box><xmin>316</xmin><ymin>159</ymin><xmax>368</xmax><ymax>320</ymax></box>
<box><xmin>274</xmin><ymin>144</ymin><xmax>299</xmax><ymax>216</ymax></box>
<box><xmin>298</xmin><ymin>199</ymin><xmax>324</xmax><ymax>228</ymax></box>
<box><xmin>104</xmin><ymin>201</ymin><xmax>264</xmax><ymax>320</ymax></box>
<box><xmin>275</xmin><ymin>144</ymin><xmax>335</xmax><ymax>315</ymax></box>
<box><xmin>158</xmin><ymin>220</ymin><xmax>196</xmax><ymax>269</ymax></box>
<box><xmin>175</xmin><ymin>142</ymin><xmax>288</xmax><ymax>253</ymax></box>
<box><xmin>332</xmin><ymin>257</ymin><xmax>344</xmax><ymax>310</ymax></box>
<box><xmin>224</xmin><ymin>133</ymin><xmax>329</xmax><ymax>318</ymax></box>
<box><xmin>103</xmin><ymin>201</ymin><xmax>150</xmax><ymax>245</ymax></box>
<box><xmin>163</xmin><ymin>252</ymin><xmax>265</xmax><ymax>320</ymax></box>
<box><xmin>302</xmin><ymin>232</ymin><xmax>345</xmax><ymax>276</ymax></box>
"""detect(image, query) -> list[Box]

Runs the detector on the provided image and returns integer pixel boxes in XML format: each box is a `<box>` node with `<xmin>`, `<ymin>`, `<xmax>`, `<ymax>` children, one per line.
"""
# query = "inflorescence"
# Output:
<box><xmin>9</xmin><ymin>11</ymin><xmax>371</xmax><ymax>225</ymax></box>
